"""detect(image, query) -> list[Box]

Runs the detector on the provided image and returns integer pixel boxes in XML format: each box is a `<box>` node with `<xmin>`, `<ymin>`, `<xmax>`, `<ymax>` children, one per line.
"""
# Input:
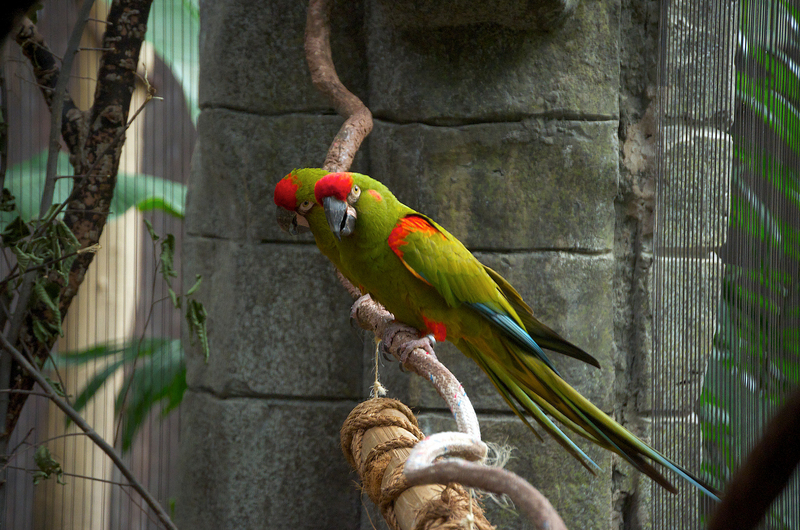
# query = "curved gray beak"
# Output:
<box><xmin>323</xmin><ymin>196</ymin><xmax>356</xmax><ymax>240</ymax></box>
<box><xmin>276</xmin><ymin>206</ymin><xmax>310</xmax><ymax>235</ymax></box>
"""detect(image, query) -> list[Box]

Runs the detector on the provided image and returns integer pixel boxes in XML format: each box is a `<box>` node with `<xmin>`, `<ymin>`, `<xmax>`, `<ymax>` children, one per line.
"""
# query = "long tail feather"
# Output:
<box><xmin>465</xmin><ymin>334</ymin><xmax>720</xmax><ymax>501</ymax></box>
<box><xmin>461</xmin><ymin>341</ymin><xmax>600</xmax><ymax>474</ymax></box>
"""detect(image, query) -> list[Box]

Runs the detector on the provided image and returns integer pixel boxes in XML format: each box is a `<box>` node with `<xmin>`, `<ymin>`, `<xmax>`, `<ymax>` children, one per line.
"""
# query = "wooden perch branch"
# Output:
<box><xmin>341</xmin><ymin>398</ymin><xmax>494</xmax><ymax>530</ymax></box>
<box><xmin>305</xmin><ymin>0</ymin><xmax>372</xmax><ymax>172</ymax></box>
<box><xmin>304</xmin><ymin>2</ymin><xmax>571</xmax><ymax>528</ymax></box>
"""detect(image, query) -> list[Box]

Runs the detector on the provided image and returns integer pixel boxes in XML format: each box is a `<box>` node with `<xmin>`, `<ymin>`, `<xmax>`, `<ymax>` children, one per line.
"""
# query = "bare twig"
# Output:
<box><xmin>14</xmin><ymin>17</ymin><xmax>83</xmax><ymax>156</ymax></box>
<box><xmin>0</xmin><ymin>333</ymin><xmax>178</xmax><ymax>530</ymax></box>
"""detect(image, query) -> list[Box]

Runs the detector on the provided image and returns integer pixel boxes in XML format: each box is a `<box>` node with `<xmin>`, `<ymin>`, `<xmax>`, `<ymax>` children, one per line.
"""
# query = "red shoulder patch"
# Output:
<box><xmin>314</xmin><ymin>173</ymin><xmax>354</xmax><ymax>205</ymax></box>
<box><xmin>274</xmin><ymin>172</ymin><xmax>301</xmax><ymax>210</ymax></box>
<box><xmin>387</xmin><ymin>215</ymin><xmax>440</xmax><ymax>259</ymax></box>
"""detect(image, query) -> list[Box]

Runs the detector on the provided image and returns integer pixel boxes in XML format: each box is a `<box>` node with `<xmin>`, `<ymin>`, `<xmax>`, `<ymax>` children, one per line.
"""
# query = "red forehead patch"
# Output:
<box><xmin>274</xmin><ymin>172</ymin><xmax>301</xmax><ymax>210</ymax></box>
<box><xmin>314</xmin><ymin>173</ymin><xmax>353</xmax><ymax>204</ymax></box>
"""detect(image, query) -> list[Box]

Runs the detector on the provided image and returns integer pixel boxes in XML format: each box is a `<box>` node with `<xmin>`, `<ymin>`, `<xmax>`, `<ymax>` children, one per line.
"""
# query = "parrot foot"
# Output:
<box><xmin>350</xmin><ymin>293</ymin><xmax>373</xmax><ymax>327</ymax></box>
<box><xmin>400</xmin><ymin>333</ymin><xmax>437</xmax><ymax>363</ymax></box>
<box><xmin>383</xmin><ymin>322</ymin><xmax>438</xmax><ymax>363</ymax></box>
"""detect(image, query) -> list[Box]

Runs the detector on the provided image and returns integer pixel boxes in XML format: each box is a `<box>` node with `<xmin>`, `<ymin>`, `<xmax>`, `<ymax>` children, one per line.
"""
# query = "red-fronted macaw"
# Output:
<box><xmin>312</xmin><ymin>170</ymin><xmax>719</xmax><ymax>500</ymax></box>
<box><xmin>274</xmin><ymin>168</ymin><xmax>598</xmax><ymax>366</ymax></box>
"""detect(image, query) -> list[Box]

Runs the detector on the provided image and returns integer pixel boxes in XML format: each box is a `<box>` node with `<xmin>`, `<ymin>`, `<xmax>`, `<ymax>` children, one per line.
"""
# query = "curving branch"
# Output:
<box><xmin>305</xmin><ymin>0</ymin><xmax>372</xmax><ymax>172</ymax></box>
<box><xmin>405</xmin><ymin>460</ymin><xmax>568</xmax><ymax>530</ymax></box>
<box><xmin>304</xmin><ymin>1</ymin><xmax>571</xmax><ymax>528</ymax></box>
<box><xmin>305</xmin><ymin>4</ymin><xmax>580</xmax><ymax>530</ymax></box>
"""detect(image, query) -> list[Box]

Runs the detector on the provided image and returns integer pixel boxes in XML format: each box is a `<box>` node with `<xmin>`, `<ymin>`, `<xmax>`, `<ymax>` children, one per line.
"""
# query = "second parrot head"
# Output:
<box><xmin>273</xmin><ymin>168</ymin><xmax>329</xmax><ymax>235</ymax></box>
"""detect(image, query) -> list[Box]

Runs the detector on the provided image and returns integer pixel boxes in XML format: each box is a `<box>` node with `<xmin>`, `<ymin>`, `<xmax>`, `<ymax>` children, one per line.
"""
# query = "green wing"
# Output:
<box><xmin>389</xmin><ymin>213</ymin><xmax>599</xmax><ymax>368</ymax></box>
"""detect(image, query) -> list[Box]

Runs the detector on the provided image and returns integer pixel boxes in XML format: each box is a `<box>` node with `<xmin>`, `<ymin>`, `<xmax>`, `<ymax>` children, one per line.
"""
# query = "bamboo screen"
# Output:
<box><xmin>2</xmin><ymin>0</ymin><xmax>197</xmax><ymax>528</ymax></box>
<box><xmin>654</xmin><ymin>0</ymin><xmax>799</xmax><ymax>528</ymax></box>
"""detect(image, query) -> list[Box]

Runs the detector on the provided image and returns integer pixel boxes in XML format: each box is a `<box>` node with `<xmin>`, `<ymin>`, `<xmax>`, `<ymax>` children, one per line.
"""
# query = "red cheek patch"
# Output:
<box><xmin>368</xmin><ymin>189</ymin><xmax>383</xmax><ymax>201</ymax></box>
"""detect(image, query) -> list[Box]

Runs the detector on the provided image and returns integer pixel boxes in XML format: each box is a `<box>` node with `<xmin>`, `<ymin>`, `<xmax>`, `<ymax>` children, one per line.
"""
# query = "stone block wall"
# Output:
<box><xmin>176</xmin><ymin>0</ymin><xmax>720</xmax><ymax>528</ymax></box>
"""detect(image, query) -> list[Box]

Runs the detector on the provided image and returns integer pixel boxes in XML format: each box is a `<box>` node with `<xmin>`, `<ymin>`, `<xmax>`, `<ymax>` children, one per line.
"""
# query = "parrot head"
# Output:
<box><xmin>273</xmin><ymin>168</ymin><xmax>330</xmax><ymax>235</ymax></box>
<box><xmin>314</xmin><ymin>172</ymin><xmax>361</xmax><ymax>240</ymax></box>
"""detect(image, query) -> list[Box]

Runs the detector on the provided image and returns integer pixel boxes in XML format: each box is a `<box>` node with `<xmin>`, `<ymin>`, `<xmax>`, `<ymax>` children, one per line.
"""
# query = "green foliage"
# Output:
<box><xmin>32</xmin><ymin>446</ymin><xmax>66</xmax><ymax>485</ymax></box>
<box><xmin>699</xmin><ymin>0</ymin><xmax>800</xmax><ymax>524</ymax></box>
<box><xmin>56</xmin><ymin>338</ymin><xmax>186</xmax><ymax>452</ymax></box>
<box><xmin>186</xmin><ymin>299</ymin><xmax>209</xmax><ymax>362</ymax></box>
<box><xmin>0</xmin><ymin>149</ymin><xmax>186</xmax><ymax>233</ymax></box>
<box><xmin>61</xmin><ymin>221</ymin><xmax>208</xmax><ymax>452</ymax></box>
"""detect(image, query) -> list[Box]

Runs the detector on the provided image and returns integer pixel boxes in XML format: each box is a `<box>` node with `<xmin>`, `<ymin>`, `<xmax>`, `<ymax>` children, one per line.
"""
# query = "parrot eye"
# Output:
<box><xmin>298</xmin><ymin>200</ymin><xmax>312</xmax><ymax>214</ymax></box>
<box><xmin>348</xmin><ymin>185</ymin><xmax>361</xmax><ymax>204</ymax></box>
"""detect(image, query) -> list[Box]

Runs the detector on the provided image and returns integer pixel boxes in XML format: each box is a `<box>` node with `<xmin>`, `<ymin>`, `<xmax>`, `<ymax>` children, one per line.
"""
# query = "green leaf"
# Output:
<box><xmin>69</xmin><ymin>356</ymin><xmax>128</xmax><ymax>419</ymax></box>
<box><xmin>168</xmin><ymin>287</ymin><xmax>180</xmax><ymax>309</ymax></box>
<box><xmin>33</xmin><ymin>446</ymin><xmax>66</xmax><ymax>485</ymax></box>
<box><xmin>144</xmin><ymin>219</ymin><xmax>159</xmax><ymax>242</ymax></box>
<box><xmin>186</xmin><ymin>299</ymin><xmax>209</xmax><ymax>361</ymax></box>
<box><xmin>116</xmin><ymin>340</ymin><xmax>185</xmax><ymax>451</ymax></box>
<box><xmin>159</xmin><ymin>234</ymin><xmax>177</xmax><ymax>282</ymax></box>
<box><xmin>45</xmin><ymin>377</ymin><xmax>66</xmax><ymax>398</ymax></box>
<box><xmin>114</xmin><ymin>171</ymin><xmax>187</xmax><ymax>220</ymax></box>
<box><xmin>0</xmin><ymin>188</ymin><xmax>17</xmax><ymax>212</ymax></box>
<box><xmin>136</xmin><ymin>197</ymin><xmax>184</xmax><ymax>219</ymax></box>
<box><xmin>186</xmin><ymin>274</ymin><xmax>202</xmax><ymax>296</ymax></box>
<box><xmin>2</xmin><ymin>217</ymin><xmax>31</xmax><ymax>246</ymax></box>
<box><xmin>62</xmin><ymin>338</ymin><xmax>188</xmax><ymax>452</ymax></box>
<box><xmin>0</xmin><ymin>149</ymin><xmax>187</xmax><ymax>234</ymax></box>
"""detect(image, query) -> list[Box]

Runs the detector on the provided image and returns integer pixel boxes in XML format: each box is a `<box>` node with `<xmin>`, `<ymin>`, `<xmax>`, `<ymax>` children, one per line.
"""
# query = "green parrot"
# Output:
<box><xmin>311</xmin><ymin>170</ymin><xmax>719</xmax><ymax>500</ymax></box>
<box><xmin>275</xmin><ymin>168</ymin><xmax>597</xmax><ymax>365</ymax></box>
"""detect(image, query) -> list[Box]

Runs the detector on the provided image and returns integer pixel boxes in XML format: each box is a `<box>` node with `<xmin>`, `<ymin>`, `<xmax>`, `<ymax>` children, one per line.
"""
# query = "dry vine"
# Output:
<box><xmin>303</xmin><ymin>1</ymin><xmax>568</xmax><ymax>528</ymax></box>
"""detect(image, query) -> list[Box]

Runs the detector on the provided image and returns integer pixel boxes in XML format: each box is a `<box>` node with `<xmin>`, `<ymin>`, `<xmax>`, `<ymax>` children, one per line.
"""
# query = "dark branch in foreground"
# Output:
<box><xmin>0</xmin><ymin>333</ymin><xmax>178</xmax><ymax>530</ymax></box>
<box><xmin>708</xmin><ymin>387</ymin><xmax>800</xmax><ymax>530</ymax></box>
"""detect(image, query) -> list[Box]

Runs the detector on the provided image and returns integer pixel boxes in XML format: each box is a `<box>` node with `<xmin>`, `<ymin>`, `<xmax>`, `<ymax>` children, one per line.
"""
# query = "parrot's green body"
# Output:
<box><xmin>276</xmin><ymin>169</ymin><xmax>718</xmax><ymax>500</ymax></box>
<box><xmin>274</xmin><ymin>169</ymin><xmax>595</xmax><ymax>364</ymax></box>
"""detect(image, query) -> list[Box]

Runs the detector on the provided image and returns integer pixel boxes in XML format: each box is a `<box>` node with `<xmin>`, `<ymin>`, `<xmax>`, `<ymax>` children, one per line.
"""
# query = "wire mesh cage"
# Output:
<box><xmin>654</xmin><ymin>0</ymin><xmax>800</xmax><ymax>528</ymax></box>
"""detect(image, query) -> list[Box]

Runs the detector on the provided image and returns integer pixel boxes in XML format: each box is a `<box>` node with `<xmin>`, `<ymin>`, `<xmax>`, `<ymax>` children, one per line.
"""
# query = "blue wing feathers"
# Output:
<box><xmin>468</xmin><ymin>302</ymin><xmax>562</xmax><ymax>377</ymax></box>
